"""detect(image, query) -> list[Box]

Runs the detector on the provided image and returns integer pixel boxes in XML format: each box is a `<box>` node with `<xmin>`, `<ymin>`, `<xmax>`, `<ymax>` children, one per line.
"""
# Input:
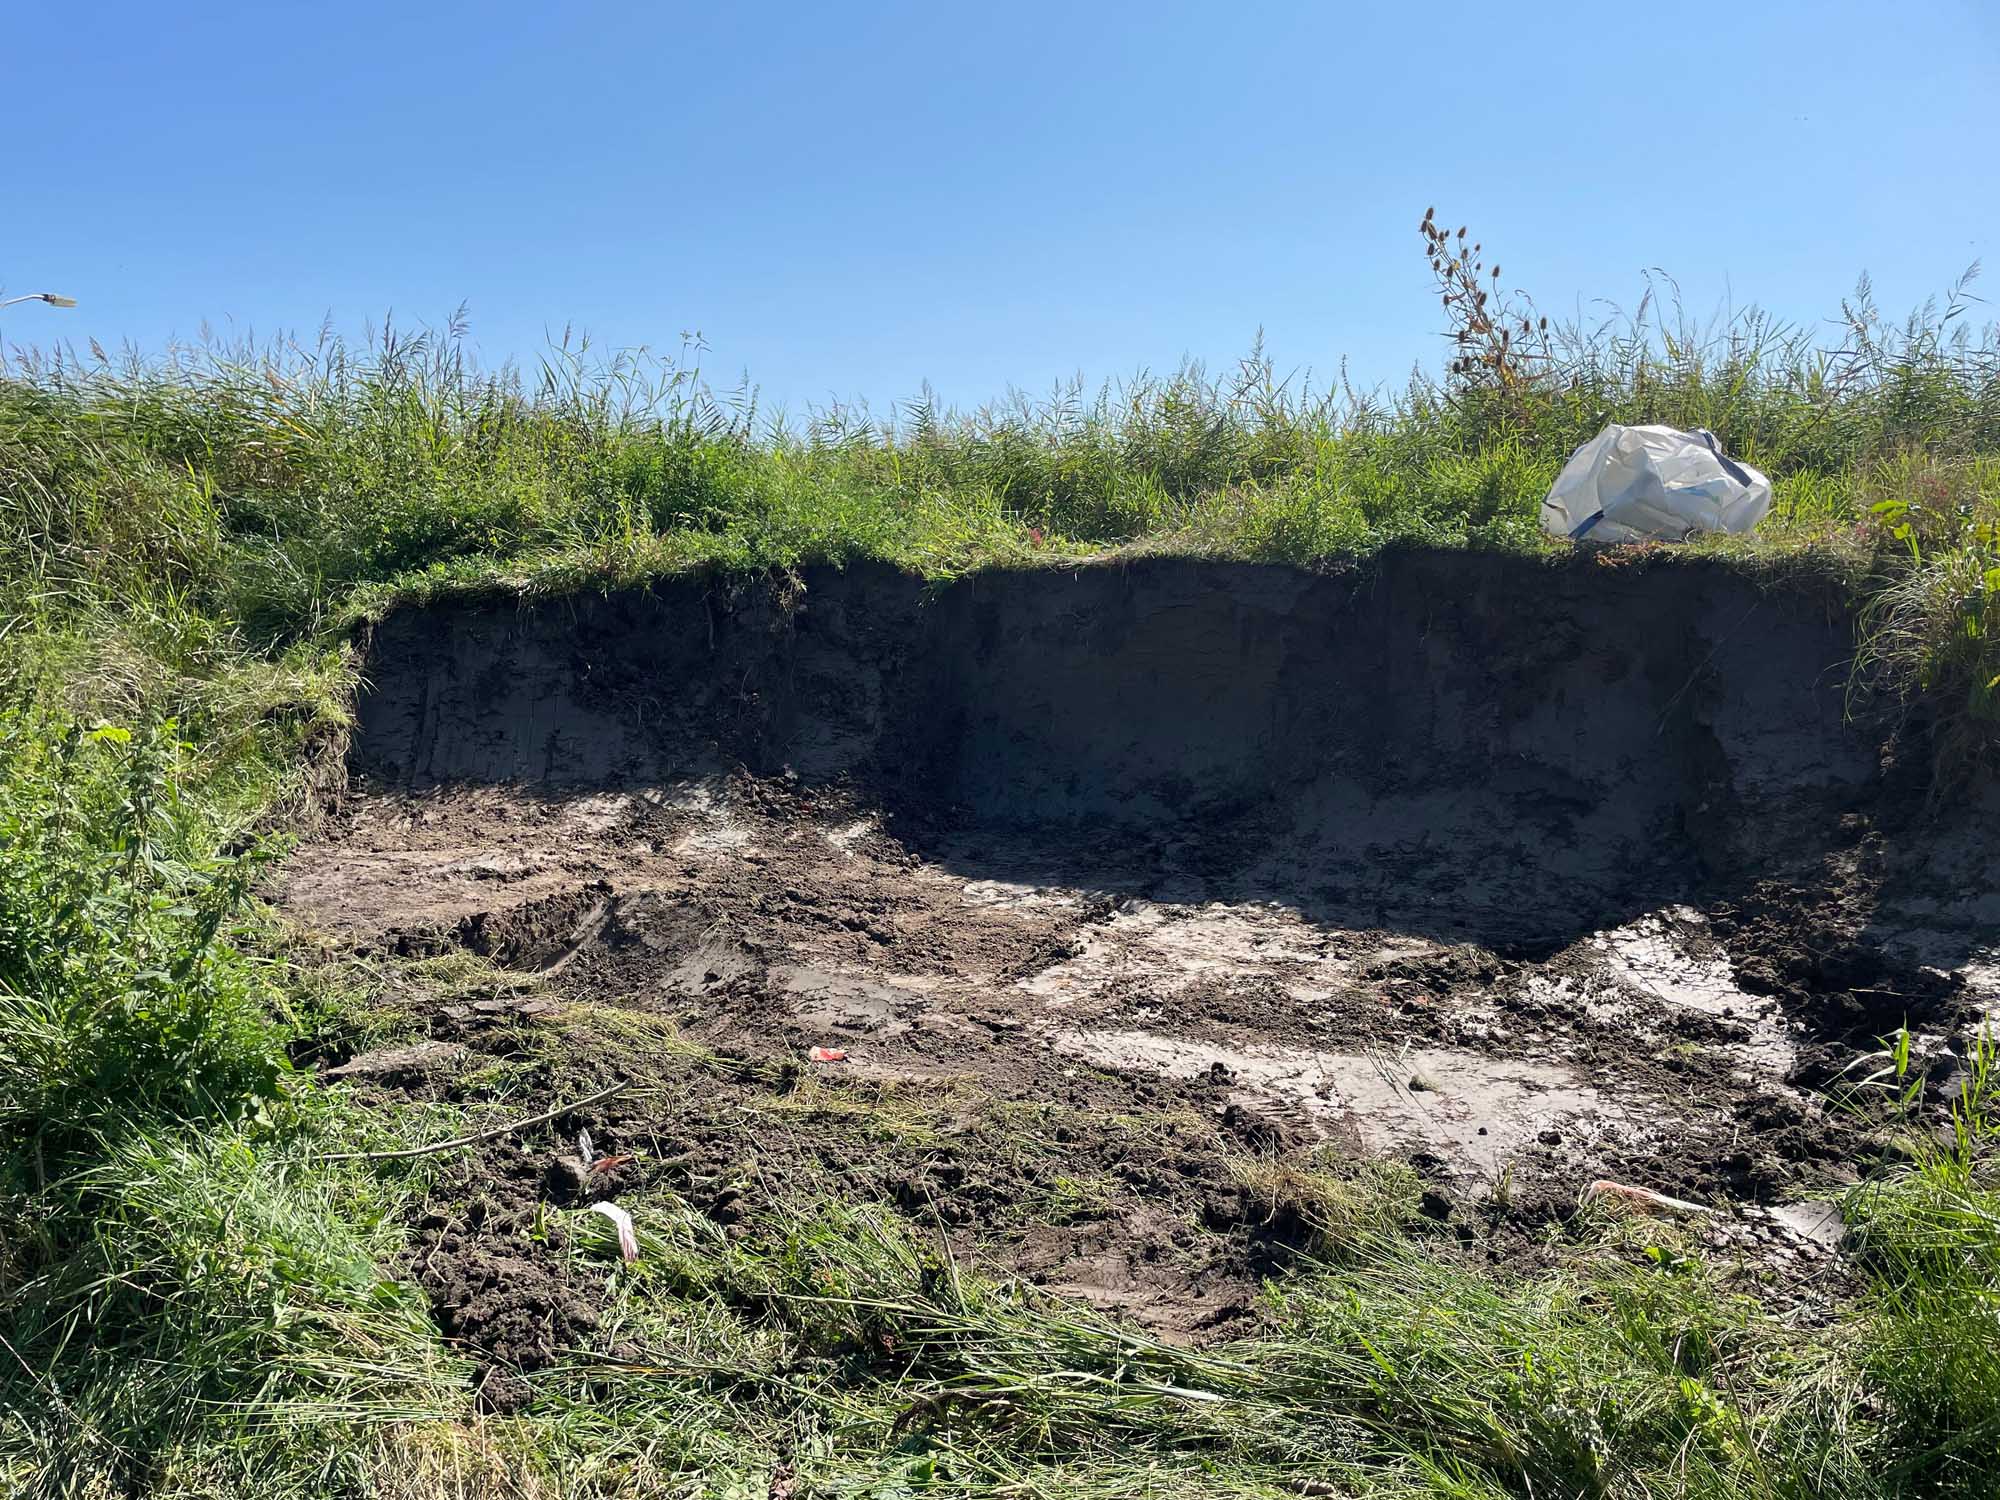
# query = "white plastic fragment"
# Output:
<box><xmin>1542</xmin><ymin>424</ymin><xmax>1772</xmax><ymax>543</ymax></box>
<box><xmin>1584</xmin><ymin>1179</ymin><xmax>1714</xmax><ymax>1217</ymax></box>
<box><xmin>588</xmin><ymin>1201</ymin><xmax>640</xmax><ymax>1262</ymax></box>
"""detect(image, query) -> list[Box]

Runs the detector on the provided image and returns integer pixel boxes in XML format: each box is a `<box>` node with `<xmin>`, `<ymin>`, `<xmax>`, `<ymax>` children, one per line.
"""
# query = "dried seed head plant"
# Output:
<box><xmin>1421</xmin><ymin>207</ymin><xmax>1551</xmax><ymax>428</ymax></box>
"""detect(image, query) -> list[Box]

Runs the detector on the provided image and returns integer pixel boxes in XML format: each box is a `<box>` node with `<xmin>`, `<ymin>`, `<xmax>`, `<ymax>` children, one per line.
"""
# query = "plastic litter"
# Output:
<box><xmin>809</xmin><ymin>1046</ymin><xmax>848</xmax><ymax>1063</ymax></box>
<box><xmin>588</xmin><ymin>1201</ymin><xmax>640</xmax><ymax>1262</ymax></box>
<box><xmin>1584</xmin><ymin>1179</ymin><xmax>1713</xmax><ymax>1217</ymax></box>
<box><xmin>1542</xmin><ymin>424</ymin><xmax>1771</xmax><ymax>543</ymax></box>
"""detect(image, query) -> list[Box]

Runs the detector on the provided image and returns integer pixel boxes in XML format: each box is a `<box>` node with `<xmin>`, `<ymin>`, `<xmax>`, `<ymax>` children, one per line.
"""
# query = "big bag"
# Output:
<box><xmin>1541</xmin><ymin>424</ymin><xmax>1772</xmax><ymax>542</ymax></box>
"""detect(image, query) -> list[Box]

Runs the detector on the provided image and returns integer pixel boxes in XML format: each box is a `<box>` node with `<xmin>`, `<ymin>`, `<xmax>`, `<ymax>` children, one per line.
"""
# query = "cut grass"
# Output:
<box><xmin>1229</xmin><ymin>1152</ymin><xmax>1426</xmax><ymax>1261</ymax></box>
<box><xmin>378</xmin><ymin>1165</ymin><xmax>1990</xmax><ymax>1499</ymax></box>
<box><xmin>0</xmin><ymin>257</ymin><xmax>1997</xmax><ymax>1495</ymax></box>
<box><xmin>0</xmin><ymin>1118</ymin><xmax>466</xmax><ymax>1499</ymax></box>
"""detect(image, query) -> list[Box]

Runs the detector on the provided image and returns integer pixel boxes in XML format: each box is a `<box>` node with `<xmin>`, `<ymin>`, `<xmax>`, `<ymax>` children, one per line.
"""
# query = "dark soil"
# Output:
<box><xmin>289</xmin><ymin>551</ymin><xmax>1998</xmax><ymax>1390</ymax></box>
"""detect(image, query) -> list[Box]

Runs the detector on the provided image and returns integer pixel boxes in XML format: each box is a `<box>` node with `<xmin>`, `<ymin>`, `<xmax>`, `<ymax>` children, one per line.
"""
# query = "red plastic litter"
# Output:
<box><xmin>809</xmin><ymin>1046</ymin><xmax>848</xmax><ymax>1063</ymax></box>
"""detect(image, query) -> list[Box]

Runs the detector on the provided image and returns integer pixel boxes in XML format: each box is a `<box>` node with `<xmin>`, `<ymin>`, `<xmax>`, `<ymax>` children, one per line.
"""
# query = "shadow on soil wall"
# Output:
<box><xmin>343</xmin><ymin>550</ymin><xmax>1996</xmax><ymax>976</ymax></box>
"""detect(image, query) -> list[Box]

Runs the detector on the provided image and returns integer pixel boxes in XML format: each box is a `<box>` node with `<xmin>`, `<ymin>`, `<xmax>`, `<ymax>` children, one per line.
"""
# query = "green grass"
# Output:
<box><xmin>1</xmin><ymin>252</ymin><xmax>1998</xmax><ymax>1496</ymax></box>
<box><xmin>5</xmin><ymin>276</ymin><xmax>1996</xmax><ymax>773</ymax></box>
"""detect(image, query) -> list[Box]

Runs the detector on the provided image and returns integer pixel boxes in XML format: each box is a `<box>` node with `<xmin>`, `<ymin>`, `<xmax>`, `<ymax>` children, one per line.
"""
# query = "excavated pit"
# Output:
<box><xmin>290</xmin><ymin>551</ymin><xmax>2000</xmax><ymax>1355</ymax></box>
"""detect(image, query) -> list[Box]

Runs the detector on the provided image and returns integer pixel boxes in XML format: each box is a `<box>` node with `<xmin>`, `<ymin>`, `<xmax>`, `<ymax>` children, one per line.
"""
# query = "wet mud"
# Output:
<box><xmin>289</xmin><ymin>551</ymin><xmax>1999</xmax><ymax>1380</ymax></box>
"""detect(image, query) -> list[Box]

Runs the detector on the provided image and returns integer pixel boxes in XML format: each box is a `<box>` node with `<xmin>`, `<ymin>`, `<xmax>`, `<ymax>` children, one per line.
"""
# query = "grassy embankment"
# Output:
<box><xmin>2</xmin><ymin>235</ymin><xmax>1998</xmax><ymax>1496</ymax></box>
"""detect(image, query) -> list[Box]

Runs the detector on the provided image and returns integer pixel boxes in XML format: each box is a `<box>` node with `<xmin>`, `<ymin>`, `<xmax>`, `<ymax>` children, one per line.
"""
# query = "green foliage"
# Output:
<box><xmin>5</xmin><ymin>272</ymin><xmax>1998</xmax><ymax>775</ymax></box>
<box><xmin>476</xmin><ymin>1187</ymin><xmax>1955</xmax><ymax>1499</ymax></box>
<box><xmin>0</xmin><ymin>1126</ymin><xmax>458</xmax><ymax>1497</ymax></box>
<box><xmin>0</xmin><ymin>708</ymin><xmax>446</xmax><ymax>1497</ymax></box>
<box><xmin>0</xmin><ymin>260</ymin><xmax>1996</xmax><ymax>1496</ymax></box>
<box><xmin>0</xmin><ymin>711</ymin><xmax>284</xmax><ymax>1166</ymax></box>
<box><xmin>1843</xmin><ymin>1030</ymin><xmax>2000</xmax><ymax>1492</ymax></box>
<box><xmin>1851</xmin><ymin>457</ymin><xmax>2000</xmax><ymax>779</ymax></box>
<box><xmin>2</xmin><ymin>276</ymin><xmax>1991</xmax><ymax>622</ymax></box>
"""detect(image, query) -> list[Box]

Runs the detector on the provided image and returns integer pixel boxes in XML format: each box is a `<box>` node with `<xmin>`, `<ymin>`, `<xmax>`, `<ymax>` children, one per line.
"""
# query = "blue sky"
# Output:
<box><xmin>7</xmin><ymin>0</ymin><xmax>1997</xmax><ymax>419</ymax></box>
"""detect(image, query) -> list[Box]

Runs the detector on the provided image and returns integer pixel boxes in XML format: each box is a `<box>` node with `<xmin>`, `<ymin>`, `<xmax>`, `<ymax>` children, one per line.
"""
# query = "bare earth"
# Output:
<box><xmin>283</xmin><ymin>554</ymin><xmax>1999</xmax><ymax>1384</ymax></box>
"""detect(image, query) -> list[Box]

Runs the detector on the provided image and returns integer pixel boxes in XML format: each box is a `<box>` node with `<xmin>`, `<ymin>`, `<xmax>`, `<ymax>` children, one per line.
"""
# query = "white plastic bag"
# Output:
<box><xmin>1540</xmin><ymin>424</ymin><xmax>1772</xmax><ymax>543</ymax></box>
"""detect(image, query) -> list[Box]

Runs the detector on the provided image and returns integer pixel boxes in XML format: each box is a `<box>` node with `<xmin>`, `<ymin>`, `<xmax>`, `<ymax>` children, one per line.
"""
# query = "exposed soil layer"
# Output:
<box><xmin>294</xmin><ymin>551</ymin><xmax>1999</xmax><ymax>1383</ymax></box>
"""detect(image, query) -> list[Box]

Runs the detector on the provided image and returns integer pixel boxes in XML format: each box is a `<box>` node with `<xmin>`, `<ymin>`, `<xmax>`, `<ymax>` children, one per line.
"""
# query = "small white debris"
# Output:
<box><xmin>588</xmin><ymin>1202</ymin><xmax>639</xmax><ymax>1263</ymax></box>
<box><xmin>1584</xmin><ymin>1180</ymin><xmax>1713</xmax><ymax>1217</ymax></box>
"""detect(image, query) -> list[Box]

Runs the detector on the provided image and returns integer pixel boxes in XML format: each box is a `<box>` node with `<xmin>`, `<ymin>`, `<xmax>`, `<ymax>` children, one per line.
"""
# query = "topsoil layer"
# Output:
<box><xmin>289</xmin><ymin>550</ymin><xmax>2000</xmax><ymax>1386</ymax></box>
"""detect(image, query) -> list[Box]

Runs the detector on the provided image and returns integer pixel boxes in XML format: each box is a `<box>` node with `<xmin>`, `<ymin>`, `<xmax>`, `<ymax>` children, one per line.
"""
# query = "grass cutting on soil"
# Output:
<box><xmin>2</xmin><ymin>227</ymin><xmax>1999</xmax><ymax>1498</ymax></box>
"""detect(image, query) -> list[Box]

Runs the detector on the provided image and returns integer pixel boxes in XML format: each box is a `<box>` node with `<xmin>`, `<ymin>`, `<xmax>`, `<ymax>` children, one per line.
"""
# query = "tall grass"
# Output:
<box><xmin>0</xmin><ymin>713</ymin><xmax>281</xmax><ymax>1165</ymax></box>
<box><xmin>6</xmin><ymin>265</ymin><xmax>1996</xmax><ymax>593</ymax></box>
<box><xmin>7</xmin><ymin>265</ymin><xmax>1998</xmax><ymax>775</ymax></box>
<box><xmin>21</xmin><ymin>282</ymin><xmax>1967</xmax><ymax>802</ymax></box>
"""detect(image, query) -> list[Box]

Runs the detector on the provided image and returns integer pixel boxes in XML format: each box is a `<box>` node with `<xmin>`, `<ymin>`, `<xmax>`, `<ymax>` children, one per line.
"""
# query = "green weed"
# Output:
<box><xmin>0</xmin><ymin>713</ymin><xmax>283</xmax><ymax>1169</ymax></box>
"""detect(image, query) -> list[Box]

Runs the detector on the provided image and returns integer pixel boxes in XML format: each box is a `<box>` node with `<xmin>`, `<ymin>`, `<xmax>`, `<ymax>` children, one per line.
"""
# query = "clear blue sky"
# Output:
<box><xmin>7</xmin><ymin>0</ymin><xmax>1997</xmax><ymax>419</ymax></box>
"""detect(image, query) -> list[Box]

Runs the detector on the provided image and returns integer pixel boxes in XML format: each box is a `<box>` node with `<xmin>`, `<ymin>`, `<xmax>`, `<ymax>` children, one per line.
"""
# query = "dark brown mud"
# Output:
<box><xmin>348</xmin><ymin>553</ymin><xmax>1876</xmax><ymax>944</ymax></box>
<box><xmin>297</xmin><ymin>550</ymin><xmax>1998</xmax><ymax>1386</ymax></box>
